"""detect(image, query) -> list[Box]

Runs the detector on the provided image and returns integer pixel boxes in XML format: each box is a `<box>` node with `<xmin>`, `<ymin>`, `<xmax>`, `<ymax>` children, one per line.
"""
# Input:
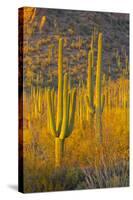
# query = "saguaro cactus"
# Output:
<box><xmin>86</xmin><ymin>50</ymin><xmax>95</xmax><ymax>130</ymax></box>
<box><xmin>39</xmin><ymin>16</ymin><xmax>46</xmax><ymax>31</ymax></box>
<box><xmin>95</xmin><ymin>33</ymin><xmax>105</xmax><ymax>143</ymax></box>
<box><xmin>47</xmin><ymin>38</ymin><xmax>76</xmax><ymax>167</ymax></box>
<box><xmin>86</xmin><ymin>33</ymin><xmax>104</xmax><ymax>142</ymax></box>
<box><xmin>86</xmin><ymin>34</ymin><xmax>95</xmax><ymax>131</ymax></box>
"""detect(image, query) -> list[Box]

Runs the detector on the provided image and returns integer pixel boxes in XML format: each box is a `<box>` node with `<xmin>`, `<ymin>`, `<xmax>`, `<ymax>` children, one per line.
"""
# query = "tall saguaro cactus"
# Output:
<box><xmin>95</xmin><ymin>33</ymin><xmax>105</xmax><ymax>143</ymax></box>
<box><xmin>47</xmin><ymin>38</ymin><xmax>76</xmax><ymax>167</ymax></box>
<box><xmin>86</xmin><ymin>33</ymin><xmax>104</xmax><ymax>143</ymax></box>
<box><xmin>86</xmin><ymin>50</ymin><xmax>95</xmax><ymax>130</ymax></box>
<box><xmin>86</xmin><ymin>33</ymin><xmax>95</xmax><ymax>130</ymax></box>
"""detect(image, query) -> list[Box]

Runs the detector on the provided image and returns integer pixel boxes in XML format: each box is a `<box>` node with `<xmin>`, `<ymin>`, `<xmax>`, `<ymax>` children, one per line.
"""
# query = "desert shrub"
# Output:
<box><xmin>83</xmin><ymin>160</ymin><xmax>129</xmax><ymax>189</ymax></box>
<box><xmin>24</xmin><ymin>166</ymin><xmax>85</xmax><ymax>193</ymax></box>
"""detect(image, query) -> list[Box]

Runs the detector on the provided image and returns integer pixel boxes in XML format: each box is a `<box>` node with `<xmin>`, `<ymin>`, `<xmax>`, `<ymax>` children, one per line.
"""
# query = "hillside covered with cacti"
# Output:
<box><xmin>21</xmin><ymin>7</ymin><xmax>129</xmax><ymax>89</ymax></box>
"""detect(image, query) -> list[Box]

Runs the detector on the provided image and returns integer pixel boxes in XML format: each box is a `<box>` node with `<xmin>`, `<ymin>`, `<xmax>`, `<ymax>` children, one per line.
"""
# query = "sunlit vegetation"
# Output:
<box><xmin>19</xmin><ymin>7</ymin><xmax>129</xmax><ymax>193</ymax></box>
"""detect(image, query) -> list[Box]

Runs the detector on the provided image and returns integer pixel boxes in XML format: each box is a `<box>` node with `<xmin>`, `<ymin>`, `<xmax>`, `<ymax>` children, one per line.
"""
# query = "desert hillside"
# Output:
<box><xmin>20</xmin><ymin>8</ymin><xmax>129</xmax><ymax>89</ymax></box>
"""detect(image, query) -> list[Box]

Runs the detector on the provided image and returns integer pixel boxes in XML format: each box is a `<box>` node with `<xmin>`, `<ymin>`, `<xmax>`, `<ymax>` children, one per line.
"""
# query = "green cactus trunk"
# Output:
<box><xmin>95</xmin><ymin>33</ymin><xmax>104</xmax><ymax>143</ymax></box>
<box><xmin>80</xmin><ymin>93</ymin><xmax>83</xmax><ymax>128</ymax></box>
<box><xmin>55</xmin><ymin>138</ymin><xmax>64</xmax><ymax>167</ymax></box>
<box><xmin>87</xmin><ymin>50</ymin><xmax>94</xmax><ymax>132</ymax></box>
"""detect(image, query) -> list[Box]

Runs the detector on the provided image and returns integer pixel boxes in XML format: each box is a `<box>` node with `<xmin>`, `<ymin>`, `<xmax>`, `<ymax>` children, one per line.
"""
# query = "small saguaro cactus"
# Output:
<box><xmin>39</xmin><ymin>16</ymin><xmax>46</xmax><ymax>31</ymax></box>
<box><xmin>95</xmin><ymin>33</ymin><xmax>105</xmax><ymax>143</ymax></box>
<box><xmin>47</xmin><ymin>38</ymin><xmax>76</xmax><ymax>167</ymax></box>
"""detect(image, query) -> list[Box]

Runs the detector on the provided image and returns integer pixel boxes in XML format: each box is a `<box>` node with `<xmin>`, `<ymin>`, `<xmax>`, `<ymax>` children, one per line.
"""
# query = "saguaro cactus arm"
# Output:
<box><xmin>60</xmin><ymin>74</ymin><xmax>69</xmax><ymax>139</ymax></box>
<box><xmin>86</xmin><ymin>96</ymin><xmax>95</xmax><ymax>114</ymax></box>
<box><xmin>39</xmin><ymin>16</ymin><xmax>46</xmax><ymax>31</ymax></box>
<box><xmin>67</xmin><ymin>88</ymin><xmax>76</xmax><ymax>137</ymax></box>
<box><xmin>96</xmin><ymin>33</ymin><xmax>103</xmax><ymax>111</ymax></box>
<box><xmin>101</xmin><ymin>95</ymin><xmax>105</xmax><ymax>113</ymax></box>
<box><xmin>47</xmin><ymin>89</ymin><xmax>56</xmax><ymax>137</ymax></box>
<box><xmin>95</xmin><ymin>32</ymin><xmax>104</xmax><ymax>143</ymax></box>
<box><xmin>56</xmin><ymin>38</ymin><xmax>63</xmax><ymax>134</ymax></box>
<box><xmin>86</xmin><ymin>49</ymin><xmax>95</xmax><ymax>115</ymax></box>
<box><xmin>87</xmin><ymin>50</ymin><xmax>93</xmax><ymax>101</ymax></box>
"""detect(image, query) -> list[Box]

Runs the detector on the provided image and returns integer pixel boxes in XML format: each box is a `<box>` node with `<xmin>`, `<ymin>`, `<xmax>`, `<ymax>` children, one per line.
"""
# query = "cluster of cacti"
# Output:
<box><xmin>103</xmin><ymin>79</ymin><xmax>129</xmax><ymax>111</ymax></box>
<box><xmin>24</xmin><ymin>30</ymin><xmax>129</xmax><ymax>167</ymax></box>
<box><xmin>21</xmin><ymin>9</ymin><xmax>130</xmax><ymax>192</ymax></box>
<box><xmin>24</xmin><ymin>86</ymin><xmax>48</xmax><ymax>129</ymax></box>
